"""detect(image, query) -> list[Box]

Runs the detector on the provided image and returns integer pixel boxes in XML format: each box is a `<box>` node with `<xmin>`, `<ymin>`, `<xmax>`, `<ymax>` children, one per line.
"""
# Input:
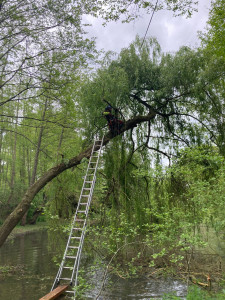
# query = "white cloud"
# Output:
<box><xmin>84</xmin><ymin>0</ymin><xmax>211</xmax><ymax>54</ymax></box>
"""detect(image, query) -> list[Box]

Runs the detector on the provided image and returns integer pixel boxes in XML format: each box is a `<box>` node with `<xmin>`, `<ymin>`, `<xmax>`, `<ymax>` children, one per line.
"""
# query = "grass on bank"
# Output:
<box><xmin>163</xmin><ymin>286</ymin><xmax>225</xmax><ymax>299</ymax></box>
<box><xmin>3</xmin><ymin>222</ymin><xmax>47</xmax><ymax>242</ymax></box>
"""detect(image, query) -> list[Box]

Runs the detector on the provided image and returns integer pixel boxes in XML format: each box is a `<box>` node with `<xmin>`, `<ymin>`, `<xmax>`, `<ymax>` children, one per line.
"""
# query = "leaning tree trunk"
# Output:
<box><xmin>0</xmin><ymin>113</ymin><xmax>156</xmax><ymax>247</ymax></box>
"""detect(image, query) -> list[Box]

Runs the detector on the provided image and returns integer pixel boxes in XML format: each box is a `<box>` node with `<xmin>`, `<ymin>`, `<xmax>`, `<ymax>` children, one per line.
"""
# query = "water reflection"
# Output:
<box><xmin>0</xmin><ymin>230</ymin><xmax>187</xmax><ymax>300</ymax></box>
<box><xmin>0</xmin><ymin>230</ymin><xmax>57</xmax><ymax>300</ymax></box>
<box><xmin>83</xmin><ymin>265</ymin><xmax>187</xmax><ymax>299</ymax></box>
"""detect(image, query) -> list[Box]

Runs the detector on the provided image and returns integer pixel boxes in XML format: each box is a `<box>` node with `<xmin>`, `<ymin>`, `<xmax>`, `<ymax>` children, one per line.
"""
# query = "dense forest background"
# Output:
<box><xmin>0</xmin><ymin>0</ymin><xmax>225</xmax><ymax>292</ymax></box>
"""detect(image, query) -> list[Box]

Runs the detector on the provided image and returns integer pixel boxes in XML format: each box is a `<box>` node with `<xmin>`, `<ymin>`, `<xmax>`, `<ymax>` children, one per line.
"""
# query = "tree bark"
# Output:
<box><xmin>0</xmin><ymin>112</ymin><xmax>156</xmax><ymax>247</ymax></box>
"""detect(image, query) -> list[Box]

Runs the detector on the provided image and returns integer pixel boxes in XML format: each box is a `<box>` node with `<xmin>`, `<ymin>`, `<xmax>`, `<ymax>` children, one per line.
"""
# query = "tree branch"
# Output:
<box><xmin>146</xmin><ymin>146</ymin><xmax>171</xmax><ymax>162</ymax></box>
<box><xmin>2</xmin><ymin>129</ymin><xmax>52</xmax><ymax>158</ymax></box>
<box><xmin>0</xmin><ymin>114</ymin><xmax>71</xmax><ymax>128</ymax></box>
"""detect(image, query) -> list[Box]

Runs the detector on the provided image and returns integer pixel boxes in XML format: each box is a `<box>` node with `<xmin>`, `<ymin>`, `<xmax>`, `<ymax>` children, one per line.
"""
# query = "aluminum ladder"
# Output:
<box><xmin>51</xmin><ymin>137</ymin><xmax>104</xmax><ymax>299</ymax></box>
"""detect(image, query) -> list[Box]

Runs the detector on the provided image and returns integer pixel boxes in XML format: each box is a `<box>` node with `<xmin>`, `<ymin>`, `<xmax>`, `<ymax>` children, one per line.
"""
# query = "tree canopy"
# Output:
<box><xmin>78</xmin><ymin>36</ymin><xmax>223</xmax><ymax>160</ymax></box>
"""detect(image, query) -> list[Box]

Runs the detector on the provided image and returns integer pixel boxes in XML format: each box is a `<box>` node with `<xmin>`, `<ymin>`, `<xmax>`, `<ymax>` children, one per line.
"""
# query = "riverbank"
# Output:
<box><xmin>0</xmin><ymin>228</ymin><xmax>225</xmax><ymax>299</ymax></box>
<box><xmin>5</xmin><ymin>222</ymin><xmax>47</xmax><ymax>242</ymax></box>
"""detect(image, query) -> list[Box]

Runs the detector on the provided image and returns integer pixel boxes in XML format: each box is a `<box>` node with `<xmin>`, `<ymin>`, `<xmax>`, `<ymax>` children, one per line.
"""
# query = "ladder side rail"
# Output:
<box><xmin>72</xmin><ymin>140</ymin><xmax>97</xmax><ymax>220</ymax></box>
<box><xmin>71</xmin><ymin>138</ymin><xmax>104</xmax><ymax>295</ymax></box>
<box><xmin>51</xmin><ymin>137</ymin><xmax>104</xmax><ymax>294</ymax></box>
<box><xmin>68</xmin><ymin>139</ymin><xmax>103</xmax><ymax>284</ymax></box>
<box><xmin>51</xmin><ymin>141</ymin><xmax>98</xmax><ymax>291</ymax></box>
<box><xmin>69</xmin><ymin>138</ymin><xmax>101</xmax><ymax>235</ymax></box>
<box><xmin>67</xmin><ymin>223</ymin><xmax>87</xmax><ymax>299</ymax></box>
<box><xmin>85</xmin><ymin>138</ymin><xmax>103</xmax><ymax>212</ymax></box>
<box><xmin>72</xmin><ymin>138</ymin><xmax>104</xmax><ymax>297</ymax></box>
<box><xmin>72</xmin><ymin>183</ymin><xmax>95</xmax><ymax>297</ymax></box>
<box><xmin>51</xmin><ymin>173</ymin><xmax>93</xmax><ymax>288</ymax></box>
<box><xmin>83</xmin><ymin>138</ymin><xmax>103</xmax><ymax>215</ymax></box>
<box><xmin>83</xmin><ymin>137</ymin><xmax>103</xmax><ymax>224</ymax></box>
<box><xmin>70</xmin><ymin>173</ymin><xmax>97</xmax><ymax>283</ymax></box>
<box><xmin>68</xmin><ymin>221</ymin><xmax>87</xmax><ymax>287</ymax></box>
<box><xmin>86</xmin><ymin>149</ymin><xmax>102</xmax><ymax>211</ymax></box>
<box><xmin>73</xmin><ymin>226</ymin><xmax>87</xmax><ymax>297</ymax></box>
<box><xmin>85</xmin><ymin>175</ymin><xmax>96</xmax><ymax>213</ymax></box>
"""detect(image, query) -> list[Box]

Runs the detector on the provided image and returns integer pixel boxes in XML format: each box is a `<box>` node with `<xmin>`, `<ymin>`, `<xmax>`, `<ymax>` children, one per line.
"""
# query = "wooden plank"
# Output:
<box><xmin>39</xmin><ymin>285</ymin><xmax>69</xmax><ymax>300</ymax></box>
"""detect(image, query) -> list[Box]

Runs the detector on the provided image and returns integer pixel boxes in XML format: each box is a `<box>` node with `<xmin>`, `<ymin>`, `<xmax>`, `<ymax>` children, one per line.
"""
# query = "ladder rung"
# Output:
<box><xmin>52</xmin><ymin>138</ymin><xmax>103</xmax><ymax>291</ymax></box>
<box><xmin>65</xmin><ymin>256</ymin><xmax>77</xmax><ymax>259</ymax></box>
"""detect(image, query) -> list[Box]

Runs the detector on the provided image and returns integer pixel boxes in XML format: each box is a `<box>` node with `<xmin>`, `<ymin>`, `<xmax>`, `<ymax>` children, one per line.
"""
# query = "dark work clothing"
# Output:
<box><xmin>103</xmin><ymin>109</ymin><xmax>124</xmax><ymax>135</ymax></box>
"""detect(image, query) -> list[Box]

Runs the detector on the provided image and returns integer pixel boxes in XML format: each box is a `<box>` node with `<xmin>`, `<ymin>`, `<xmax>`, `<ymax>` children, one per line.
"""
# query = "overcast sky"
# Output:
<box><xmin>85</xmin><ymin>0</ymin><xmax>211</xmax><ymax>54</ymax></box>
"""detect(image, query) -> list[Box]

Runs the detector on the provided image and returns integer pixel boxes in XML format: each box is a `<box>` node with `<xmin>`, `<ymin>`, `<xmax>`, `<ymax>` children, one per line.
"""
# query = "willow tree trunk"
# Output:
<box><xmin>0</xmin><ymin>113</ymin><xmax>156</xmax><ymax>247</ymax></box>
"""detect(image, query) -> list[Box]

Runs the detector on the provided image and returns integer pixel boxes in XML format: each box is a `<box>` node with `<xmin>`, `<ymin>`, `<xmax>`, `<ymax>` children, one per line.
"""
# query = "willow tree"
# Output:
<box><xmin>79</xmin><ymin>37</ymin><xmax>211</xmax><ymax>157</ymax></box>
<box><xmin>72</xmin><ymin>37</ymin><xmax>221</xmax><ymax>231</ymax></box>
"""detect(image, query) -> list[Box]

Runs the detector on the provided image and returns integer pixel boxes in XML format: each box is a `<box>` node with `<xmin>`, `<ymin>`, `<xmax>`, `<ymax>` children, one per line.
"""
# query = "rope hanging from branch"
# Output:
<box><xmin>140</xmin><ymin>0</ymin><xmax>159</xmax><ymax>49</ymax></box>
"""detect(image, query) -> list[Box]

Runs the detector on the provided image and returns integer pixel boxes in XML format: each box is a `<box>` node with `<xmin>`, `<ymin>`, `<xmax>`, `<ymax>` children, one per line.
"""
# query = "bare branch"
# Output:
<box><xmin>2</xmin><ymin>129</ymin><xmax>52</xmax><ymax>158</ymax></box>
<box><xmin>146</xmin><ymin>146</ymin><xmax>171</xmax><ymax>162</ymax></box>
<box><xmin>0</xmin><ymin>114</ymin><xmax>72</xmax><ymax>128</ymax></box>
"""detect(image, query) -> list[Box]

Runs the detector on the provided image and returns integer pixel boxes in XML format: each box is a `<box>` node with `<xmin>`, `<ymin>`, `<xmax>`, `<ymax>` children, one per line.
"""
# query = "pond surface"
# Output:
<box><xmin>0</xmin><ymin>230</ymin><xmax>187</xmax><ymax>300</ymax></box>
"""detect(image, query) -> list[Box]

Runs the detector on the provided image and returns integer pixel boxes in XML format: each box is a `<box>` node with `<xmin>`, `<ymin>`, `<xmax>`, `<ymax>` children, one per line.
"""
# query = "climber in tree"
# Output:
<box><xmin>103</xmin><ymin>104</ymin><xmax>124</xmax><ymax>136</ymax></box>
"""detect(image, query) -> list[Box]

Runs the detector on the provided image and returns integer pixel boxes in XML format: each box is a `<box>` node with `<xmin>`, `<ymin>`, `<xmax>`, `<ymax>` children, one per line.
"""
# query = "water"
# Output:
<box><xmin>0</xmin><ymin>230</ymin><xmax>57</xmax><ymax>300</ymax></box>
<box><xmin>0</xmin><ymin>230</ymin><xmax>187</xmax><ymax>300</ymax></box>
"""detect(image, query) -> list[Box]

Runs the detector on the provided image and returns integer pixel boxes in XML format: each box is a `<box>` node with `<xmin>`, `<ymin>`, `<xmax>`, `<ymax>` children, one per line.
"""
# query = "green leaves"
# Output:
<box><xmin>92</xmin><ymin>0</ymin><xmax>198</xmax><ymax>22</ymax></box>
<box><xmin>202</xmin><ymin>0</ymin><xmax>225</xmax><ymax>60</ymax></box>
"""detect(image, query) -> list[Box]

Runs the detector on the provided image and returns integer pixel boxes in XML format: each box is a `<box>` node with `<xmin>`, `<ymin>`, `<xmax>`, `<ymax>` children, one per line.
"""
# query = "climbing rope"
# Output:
<box><xmin>140</xmin><ymin>0</ymin><xmax>159</xmax><ymax>49</ymax></box>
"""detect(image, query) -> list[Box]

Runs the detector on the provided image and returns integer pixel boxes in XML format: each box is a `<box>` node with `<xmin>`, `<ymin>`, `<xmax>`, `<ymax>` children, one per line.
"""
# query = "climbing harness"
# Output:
<box><xmin>103</xmin><ymin>104</ymin><xmax>124</xmax><ymax>136</ymax></box>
